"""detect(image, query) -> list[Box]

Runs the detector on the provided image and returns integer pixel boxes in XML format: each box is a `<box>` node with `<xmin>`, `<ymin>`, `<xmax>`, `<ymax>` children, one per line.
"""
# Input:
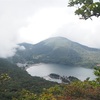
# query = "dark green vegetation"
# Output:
<box><xmin>49</xmin><ymin>73</ymin><xmax>60</xmax><ymax>79</ymax></box>
<box><xmin>0</xmin><ymin>58</ymin><xmax>100</xmax><ymax>100</ymax></box>
<box><xmin>8</xmin><ymin>37</ymin><xmax>100</xmax><ymax>67</ymax></box>
<box><xmin>9</xmin><ymin>68</ymin><xmax>100</xmax><ymax>100</ymax></box>
<box><xmin>49</xmin><ymin>73</ymin><xmax>79</xmax><ymax>84</ymax></box>
<box><xmin>0</xmin><ymin>58</ymin><xmax>57</xmax><ymax>100</ymax></box>
<box><xmin>68</xmin><ymin>0</ymin><xmax>100</xmax><ymax>20</ymax></box>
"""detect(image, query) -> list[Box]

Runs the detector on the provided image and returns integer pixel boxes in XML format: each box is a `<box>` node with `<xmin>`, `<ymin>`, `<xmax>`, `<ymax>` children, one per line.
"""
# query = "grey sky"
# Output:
<box><xmin>0</xmin><ymin>0</ymin><xmax>100</xmax><ymax>58</ymax></box>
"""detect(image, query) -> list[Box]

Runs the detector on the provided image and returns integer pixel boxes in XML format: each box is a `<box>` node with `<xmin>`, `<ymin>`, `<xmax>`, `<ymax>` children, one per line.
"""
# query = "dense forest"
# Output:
<box><xmin>0</xmin><ymin>58</ymin><xmax>57</xmax><ymax>100</ymax></box>
<box><xmin>0</xmin><ymin>58</ymin><xmax>100</xmax><ymax>100</ymax></box>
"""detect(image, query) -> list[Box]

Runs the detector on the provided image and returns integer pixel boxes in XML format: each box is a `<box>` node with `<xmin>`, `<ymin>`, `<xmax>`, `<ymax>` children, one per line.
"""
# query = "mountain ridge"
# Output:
<box><xmin>8</xmin><ymin>37</ymin><xmax>100</xmax><ymax>67</ymax></box>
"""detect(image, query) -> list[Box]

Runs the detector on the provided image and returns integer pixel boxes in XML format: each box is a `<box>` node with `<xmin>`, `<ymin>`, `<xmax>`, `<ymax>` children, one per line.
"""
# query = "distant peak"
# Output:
<box><xmin>47</xmin><ymin>36</ymin><xmax>70</xmax><ymax>40</ymax></box>
<box><xmin>39</xmin><ymin>36</ymin><xmax>73</xmax><ymax>49</ymax></box>
<box><xmin>43</xmin><ymin>36</ymin><xmax>71</xmax><ymax>42</ymax></box>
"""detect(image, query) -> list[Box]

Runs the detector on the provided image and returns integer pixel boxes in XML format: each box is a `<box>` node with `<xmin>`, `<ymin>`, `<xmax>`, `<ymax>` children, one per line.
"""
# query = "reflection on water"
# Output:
<box><xmin>26</xmin><ymin>63</ymin><xmax>96</xmax><ymax>81</ymax></box>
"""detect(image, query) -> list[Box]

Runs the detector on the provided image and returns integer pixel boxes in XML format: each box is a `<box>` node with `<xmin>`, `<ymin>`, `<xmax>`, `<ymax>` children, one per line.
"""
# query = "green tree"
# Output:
<box><xmin>0</xmin><ymin>74</ymin><xmax>10</xmax><ymax>84</ymax></box>
<box><xmin>12</xmin><ymin>89</ymin><xmax>37</xmax><ymax>100</ymax></box>
<box><xmin>94</xmin><ymin>67</ymin><xmax>100</xmax><ymax>84</ymax></box>
<box><xmin>68</xmin><ymin>0</ymin><xmax>100</xmax><ymax>20</ymax></box>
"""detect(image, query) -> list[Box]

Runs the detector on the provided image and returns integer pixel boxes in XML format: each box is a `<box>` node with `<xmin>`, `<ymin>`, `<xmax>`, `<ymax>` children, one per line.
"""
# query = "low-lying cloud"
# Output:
<box><xmin>0</xmin><ymin>33</ymin><xmax>18</xmax><ymax>58</ymax></box>
<box><xmin>0</xmin><ymin>0</ymin><xmax>100</xmax><ymax>58</ymax></box>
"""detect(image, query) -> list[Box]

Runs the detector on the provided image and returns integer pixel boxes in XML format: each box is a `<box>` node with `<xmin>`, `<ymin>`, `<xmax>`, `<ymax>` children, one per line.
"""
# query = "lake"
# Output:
<box><xmin>26</xmin><ymin>63</ymin><xmax>96</xmax><ymax>81</ymax></box>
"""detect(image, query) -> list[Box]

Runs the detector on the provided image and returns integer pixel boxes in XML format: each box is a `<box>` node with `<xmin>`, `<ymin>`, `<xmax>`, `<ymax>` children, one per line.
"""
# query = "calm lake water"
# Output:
<box><xmin>26</xmin><ymin>63</ymin><xmax>96</xmax><ymax>81</ymax></box>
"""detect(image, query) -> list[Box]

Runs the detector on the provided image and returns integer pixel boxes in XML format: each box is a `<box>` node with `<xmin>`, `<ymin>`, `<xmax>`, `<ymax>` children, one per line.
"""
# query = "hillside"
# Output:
<box><xmin>0</xmin><ymin>58</ymin><xmax>57</xmax><ymax>100</ymax></box>
<box><xmin>8</xmin><ymin>37</ymin><xmax>100</xmax><ymax>67</ymax></box>
<box><xmin>0</xmin><ymin>58</ymin><xmax>100</xmax><ymax>100</ymax></box>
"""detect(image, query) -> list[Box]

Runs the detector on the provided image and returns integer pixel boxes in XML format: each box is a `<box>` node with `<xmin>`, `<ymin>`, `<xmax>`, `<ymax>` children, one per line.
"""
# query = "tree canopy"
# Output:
<box><xmin>68</xmin><ymin>0</ymin><xmax>100</xmax><ymax>20</ymax></box>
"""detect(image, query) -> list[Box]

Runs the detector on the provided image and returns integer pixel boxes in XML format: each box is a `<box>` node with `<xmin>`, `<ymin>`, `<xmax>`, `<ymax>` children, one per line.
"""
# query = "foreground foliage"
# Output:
<box><xmin>0</xmin><ymin>59</ymin><xmax>57</xmax><ymax>100</ymax></box>
<box><xmin>12</xmin><ymin>81</ymin><xmax>100</xmax><ymax>100</ymax></box>
<box><xmin>0</xmin><ymin>58</ymin><xmax>100</xmax><ymax>100</ymax></box>
<box><xmin>12</xmin><ymin>67</ymin><xmax>100</xmax><ymax>100</ymax></box>
<box><xmin>68</xmin><ymin>0</ymin><xmax>100</xmax><ymax>20</ymax></box>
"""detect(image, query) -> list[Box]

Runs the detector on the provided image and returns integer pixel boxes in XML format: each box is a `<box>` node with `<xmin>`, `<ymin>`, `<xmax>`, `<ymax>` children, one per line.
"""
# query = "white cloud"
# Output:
<box><xmin>0</xmin><ymin>0</ymin><xmax>100</xmax><ymax>58</ymax></box>
<box><xmin>18</xmin><ymin>7</ymin><xmax>74</xmax><ymax>44</ymax></box>
<box><xmin>0</xmin><ymin>32</ymin><xmax>18</xmax><ymax>58</ymax></box>
<box><xmin>17</xmin><ymin>46</ymin><xmax>26</xmax><ymax>51</ymax></box>
<box><xmin>54</xmin><ymin>17</ymin><xmax>100</xmax><ymax>48</ymax></box>
<box><xmin>18</xmin><ymin>5</ymin><xmax>100</xmax><ymax>48</ymax></box>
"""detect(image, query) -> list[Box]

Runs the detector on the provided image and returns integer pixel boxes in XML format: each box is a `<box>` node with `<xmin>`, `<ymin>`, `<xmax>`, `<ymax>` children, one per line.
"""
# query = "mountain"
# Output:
<box><xmin>8</xmin><ymin>37</ymin><xmax>100</xmax><ymax>67</ymax></box>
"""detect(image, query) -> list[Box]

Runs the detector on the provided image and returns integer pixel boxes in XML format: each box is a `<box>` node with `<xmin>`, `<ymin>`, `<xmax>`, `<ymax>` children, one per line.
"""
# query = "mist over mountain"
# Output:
<box><xmin>8</xmin><ymin>37</ymin><xmax>100</xmax><ymax>67</ymax></box>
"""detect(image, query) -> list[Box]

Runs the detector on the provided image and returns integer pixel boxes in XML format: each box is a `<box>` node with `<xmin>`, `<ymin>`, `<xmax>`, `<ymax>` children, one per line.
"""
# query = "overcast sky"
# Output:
<box><xmin>0</xmin><ymin>0</ymin><xmax>100</xmax><ymax>58</ymax></box>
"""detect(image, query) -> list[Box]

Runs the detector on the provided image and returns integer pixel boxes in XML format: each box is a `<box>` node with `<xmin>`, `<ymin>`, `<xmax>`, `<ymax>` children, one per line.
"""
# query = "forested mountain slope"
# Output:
<box><xmin>0</xmin><ymin>58</ymin><xmax>57</xmax><ymax>100</ymax></box>
<box><xmin>8</xmin><ymin>37</ymin><xmax>100</xmax><ymax>67</ymax></box>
